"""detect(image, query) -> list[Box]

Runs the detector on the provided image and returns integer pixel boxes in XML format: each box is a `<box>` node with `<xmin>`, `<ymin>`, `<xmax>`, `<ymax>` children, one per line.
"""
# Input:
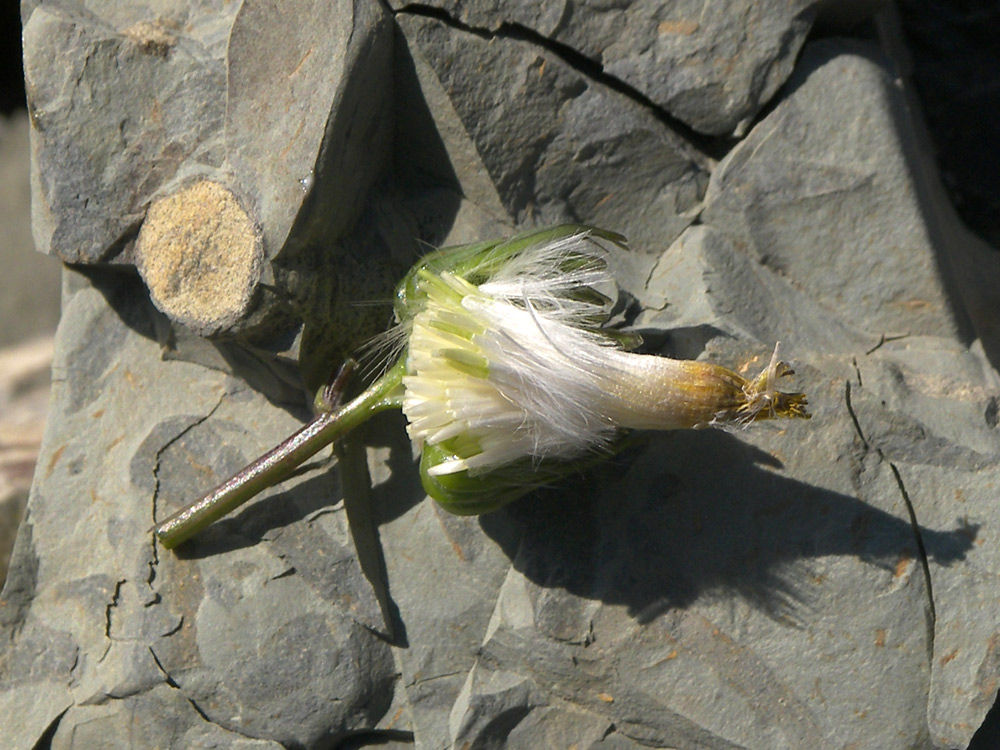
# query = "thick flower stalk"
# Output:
<box><xmin>154</xmin><ymin>225</ymin><xmax>809</xmax><ymax>547</ymax></box>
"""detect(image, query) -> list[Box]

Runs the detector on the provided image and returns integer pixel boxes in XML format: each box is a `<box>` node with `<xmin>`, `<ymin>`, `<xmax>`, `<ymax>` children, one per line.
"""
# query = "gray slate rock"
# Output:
<box><xmin>224</xmin><ymin>0</ymin><xmax>393</xmax><ymax>261</ymax></box>
<box><xmin>23</xmin><ymin>3</ymin><xmax>231</xmax><ymax>265</ymax></box>
<box><xmin>6</xmin><ymin>7</ymin><xmax>1000</xmax><ymax>750</ymax></box>
<box><xmin>48</xmin><ymin>683</ymin><xmax>286</xmax><ymax>750</ymax></box>
<box><xmin>373</xmin><ymin>37</ymin><xmax>998</xmax><ymax>750</ymax></box>
<box><xmin>393</xmin><ymin>1</ymin><xmax>820</xmax><ymax>136</ymax></box>
<box><xmin>396</xmin><ymin>11</ymin><xmax>709</xmax><ymax>257</ymax></box>
<box><xmin>1</xmin><ymin>270</ymin><xmax>395</xmax><ymax>749</ymax></box>
<box><xmin>23</xmin><ymin>0</ymin><xmax>394</xmax><ymax>339</ymax></box>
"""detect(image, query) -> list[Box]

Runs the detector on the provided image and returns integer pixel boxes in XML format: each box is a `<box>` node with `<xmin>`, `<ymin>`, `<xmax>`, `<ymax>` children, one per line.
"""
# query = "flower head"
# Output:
<box><xmin>391</xmin><ymin>225</ymin><xmax>809</xmax><ymax>510</ymax></box>
<box><xmin>155</xmin><ymin>224</ymin><xmax>810</xmax><ymax>547</ymax></box>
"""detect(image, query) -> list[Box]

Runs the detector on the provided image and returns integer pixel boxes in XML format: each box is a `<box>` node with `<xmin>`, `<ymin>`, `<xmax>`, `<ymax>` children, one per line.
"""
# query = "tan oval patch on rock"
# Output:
<box><xmin>136</xmin><ymin>180</ymin><xmax>263</xmax><ymax>335</ymax></box>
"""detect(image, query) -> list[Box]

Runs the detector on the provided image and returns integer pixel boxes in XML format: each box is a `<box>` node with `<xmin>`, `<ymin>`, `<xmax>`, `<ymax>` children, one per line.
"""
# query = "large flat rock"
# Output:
<box><xmin>391</xmin><ymin>0</ymin><xmax>820</xmax><ymax>135</ymax></box>
<box><xmin>5</xmin><ymin>6</ymin><xmax>1000</xmax><ymax>750</ymax></box>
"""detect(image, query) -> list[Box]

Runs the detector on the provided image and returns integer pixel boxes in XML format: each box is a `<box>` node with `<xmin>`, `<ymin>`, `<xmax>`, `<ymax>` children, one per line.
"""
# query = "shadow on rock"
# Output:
<box><xmin>480</xmin><ymin>428</ymin><xmax>977</xmax><ymax>624</ymax></box>
<box><xmin>165</xmin><ymin>409</ymin><xmax>976</xmax><ymax>632</ymax></box>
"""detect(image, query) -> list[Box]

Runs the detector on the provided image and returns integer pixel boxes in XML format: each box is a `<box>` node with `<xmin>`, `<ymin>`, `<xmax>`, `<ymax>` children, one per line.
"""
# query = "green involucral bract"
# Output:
<box><xmin>418</xmin><ymin>442</ymin><xmax>621</xmax><ymax>515</ymax></box>
<box><xmin>418</xmin><ymin>443</ymin><xmax>545</xmax><ymax>515</ymax></box>
<box><xmin>393</xmin><ymin>224</ymin><xmax>627</xmax><ymax>323</ymax></box>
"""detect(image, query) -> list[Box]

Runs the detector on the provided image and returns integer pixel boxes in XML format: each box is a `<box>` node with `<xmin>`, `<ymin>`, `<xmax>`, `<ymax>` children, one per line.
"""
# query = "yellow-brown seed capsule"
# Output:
<box><xmin>597</xmin><ymin>346</ymin><xmax>810</xmax><ymax>431</ymax></box>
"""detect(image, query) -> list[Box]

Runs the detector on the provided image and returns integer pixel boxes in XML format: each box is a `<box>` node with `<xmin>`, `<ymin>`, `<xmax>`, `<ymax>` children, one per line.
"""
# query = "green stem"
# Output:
<box><xmin>153</xmin><ymin>359</ymin><xmax>406</xmax><ymax>549</ymax></box>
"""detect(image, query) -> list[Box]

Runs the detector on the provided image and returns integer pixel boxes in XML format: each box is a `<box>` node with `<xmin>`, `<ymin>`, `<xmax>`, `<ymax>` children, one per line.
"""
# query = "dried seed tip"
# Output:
<box><xmin>731</xmin><ymin>344</ymin><xmax>811</xmax><ymax>424</ymax></box>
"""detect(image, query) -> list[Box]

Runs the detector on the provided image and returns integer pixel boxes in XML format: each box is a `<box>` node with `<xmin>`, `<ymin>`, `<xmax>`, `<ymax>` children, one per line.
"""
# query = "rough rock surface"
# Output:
<box><xmin>389</xmin><ymin>0</ymin><xmax>819</xmax><ymax>136</ymax></box>
<box><xmin>5</xmin><ymin>4</ymin><xmax>1000</xmax><ymax>750</ymax></box>
<box><xmin>22</xmin><ymin>0</ymin><xmax>397</xmax><ymax>341</ymax></box>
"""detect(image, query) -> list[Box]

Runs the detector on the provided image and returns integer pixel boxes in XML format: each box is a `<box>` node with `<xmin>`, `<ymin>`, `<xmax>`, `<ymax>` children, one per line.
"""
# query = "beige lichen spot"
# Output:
<box><xmin>121</xmin><ymin>20</ymin><xmax>178</xmax><ymax>57</ymax></box>
<box><xmin>658</xmin><ymin>19</ymin><xmax>699</xmax><ymax>35</ymax></box>
<box><xmin>136</xmin><ymin>180</ymin><xmax>263</xmax><ymax>335</ymax></box>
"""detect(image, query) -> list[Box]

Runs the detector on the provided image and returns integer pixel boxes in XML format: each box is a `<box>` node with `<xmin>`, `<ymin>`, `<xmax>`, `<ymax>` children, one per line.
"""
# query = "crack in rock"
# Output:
<box><xmin>148</xmin><ymin>646</ymin><xmax>218</xmax><ymax>731</ymax></box>
<box><xmin>407</xmin><ymin>669</ymin><xmax>465</xmax><ymax>688</ymax></box>
<box><xmin>844</xmin><ymin>368</ymin><xmax>937</xmax><ymax>646</ymax></box>
<box><xmin>393</xmin><ymin>2</ymin><xmax>729</xmax><ymax>158</ymax></box>
<box><xmin>30</xmin><ymin>706</ymin><xmax>70</xmax><ymax>750</ymax></box>
<box><xmin>103</xmin><ymin>578</ymin><xmax>127</xmax><ymax>642</ymax></box>
<box><xmin>147</xmin><ymin>392</ymin><xmax>227</xmax><ymax>586</ymax></box>
<box><xmin>844</xmin><ymin>373</ymin><xmax>868</xmax><ymax>452</ymax></box>
<box><xmin>150</xmin><ymin>392</ymin><xmax>227</xmax><ymax>524</ymax></box>
<box><xmin>885</xmin><ymin>460</ymin><xmax>937</xmax><ymax>627</ymax></box>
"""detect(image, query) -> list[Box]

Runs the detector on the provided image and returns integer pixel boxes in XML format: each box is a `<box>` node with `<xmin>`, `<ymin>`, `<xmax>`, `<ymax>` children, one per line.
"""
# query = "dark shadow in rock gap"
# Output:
<box><xmin>875</xmin><ymin>24</ymin><xmax>1000</xmax><ymax>372</ymax></box>
<box><xmin>281</xmin><ymin>20</ymin><xmax>468</xmax><ymax>396</ymax></box>
<box><xmin>896</xmin><ymin>0</ymin><xmax>1000</xmax><ymax>252</ymax></box>
<box><xmin>970</xmin><ymin>691</ymin><xmax>1000</xmax><ymax>750</ymax></box>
